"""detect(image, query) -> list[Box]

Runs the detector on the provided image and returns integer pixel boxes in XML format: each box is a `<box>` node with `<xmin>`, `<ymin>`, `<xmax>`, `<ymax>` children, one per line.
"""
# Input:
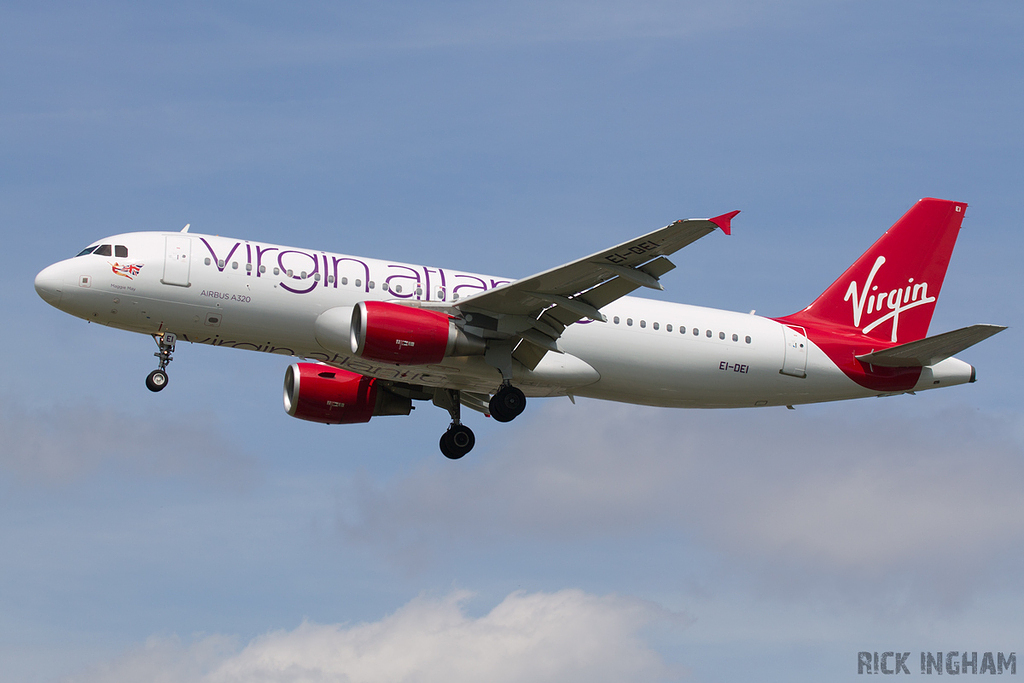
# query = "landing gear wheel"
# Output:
<box><xmin>489</xmin><ymin>384</ymin><xmax>526</xmax><ymax>423</ymax></box>
<box><xmin>147</xmin><ymin>333</ymin><xmax>176</xmax><ymax>393</ymax></box>
<box><xmin>440</xmin><ymin>423</ymin><xmax>475</xmax><ymax>460</ymax></box>
<box><xmin>146</xmin><ymin>369</ymin><xmax>168</xmax><ymax>392</ymax></box>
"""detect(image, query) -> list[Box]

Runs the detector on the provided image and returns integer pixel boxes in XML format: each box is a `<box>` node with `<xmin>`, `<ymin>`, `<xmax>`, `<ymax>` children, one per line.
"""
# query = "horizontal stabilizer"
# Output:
<box><xmin>855</xmin><ymin>324</ymin><xmax>1006</xmax><ymax>368</ymax></box>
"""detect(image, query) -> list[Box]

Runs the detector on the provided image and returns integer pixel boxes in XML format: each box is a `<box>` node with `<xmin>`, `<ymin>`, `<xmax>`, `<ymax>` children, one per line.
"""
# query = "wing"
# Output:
<box><xmin>452</xmin><ymin>211</ymin><xmax>738</xmax><ymax>369</ymax></box>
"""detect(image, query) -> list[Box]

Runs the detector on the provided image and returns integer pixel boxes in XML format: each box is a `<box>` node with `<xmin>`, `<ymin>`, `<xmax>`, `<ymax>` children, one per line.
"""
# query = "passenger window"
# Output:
<box><xmin>653</xmin><ymin>322</ymin><xmax>659</xmax><ymax>330</ymax></box>
<box><xmin>369</xmin><ymin>281</ymin><xmax>375</xmax><ymax>289</ymax></box>
<box><xmin>613</xmin><ymin>316</ymin><xmax>620</xmax><ymax>324</ymax></box>
<box><xmin>287</xmin><ymin>269</ymin><xmax>294</xmax><ymax>277</ymax></box>
<box><xmin>640</xmin><ymin>320</ymin><xmax>646</xmax><ymax>328</ymax></box>
<box><xmin>680</xmin><ymin>326</ymin><xmax>686</xmax><ymax>334</ymax></box>
<box><xmin>114</xmin><ymin>245</ymin><xmax>128</xmax><ymax>258</ymax></box>
<box><xmin>273</xmin><ymin>267</ymin><xmax>280</xmax><ymax>275</ymax></box>
<box><xmin>232</xmin><ymin>262</ymin><xmax>239</xmax><ymax>270</ymax></box>
<box><xmin>719</xmin><ymin>331</ymin><xmax>725</xmax><ymax>340</ymax></box>
<box><xmin>395</xmin><ymin>284</ymin><xmax>402</xmax><ymax>293</ymax></box>
<box><xmin>626</xmin><ymin>318</ymin><xmax>633</xmax><ymax>326</ymax></box>
<box><xmin>732</xmin><ymin>334</ymin><xmax>738</xmax><ymax>342</ymax></box>
<box><xmin>706</xmin><ymin>330</ymin><xmax>712</xmax><ymax>338</ymax></box>
<box><xmin>260</xmin><ymin>265</ymin><xmax>266</xmax><ymax>274</ymax></box>
<box><xmin>205</xmin><ymin>258</ymin><xmax>212</xmax><ymax>266</ymax></box>
<box><xmin>341</xmin><ymin>277</ymin><xmax>348</xmax><ymax>285</ymax></box>
<box><xmin>666</xmin><ymin>324</ymin><xmax>672</xmax><ymax>332</ymax></box>
<box><xmin>745</xmin><ymin>336</ymin><xmax>752</xmax><ymax>344</ymax></box>
<box><xmin>75</xmin><ymin>246</ymin><xmax>97</xmax><ymax>257</ymax></box>
<box><xmin>246</xmin><ymin>263</ymin><xmax>253</xmax><ymax>272</ymax></box>
<box><xmin>693</xmin><ymin>328</ymin><xmax>699</xmax><ymax>336</ymax></box>
<box><xmin>327</xmin><ymin>275</ymin><xmax>334</xmax><ymax>283</ymax></box>
<box><xmin>94</xmin><ymin>245</ymin><xmax>112</xmax><ymax>256</ymax></box>
<box><xmin>314</xmin><ymin>273</ymin><xmax>321</xmax><ymax>281</ymax></box>
<box><xmin>355</xmin><ymin>279</ymin><xmax>362</xmax><ymax>288</ymax></box>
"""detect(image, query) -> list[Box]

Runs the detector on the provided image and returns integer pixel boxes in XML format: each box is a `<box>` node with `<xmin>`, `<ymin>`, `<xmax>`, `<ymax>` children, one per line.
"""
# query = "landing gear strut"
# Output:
<box><xmin>434</xmin><ymin>388</ymin><xmax>475</xmax><ymax>460</ymax></box>
<box><xmin>146</xmin><ymin>333</ymin><xmax>176</xmax><ymax>392</ymax></box>
<box><xmin>489</xmin><ymin>382</ymin><xmax>526</xmax><ymax>423</ymax></box>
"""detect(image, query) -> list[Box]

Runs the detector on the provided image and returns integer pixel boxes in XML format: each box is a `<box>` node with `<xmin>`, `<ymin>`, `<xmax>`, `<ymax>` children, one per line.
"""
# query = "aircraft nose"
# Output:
<box><xmin>34</xmin><ymin>263</ymin><xmax>64</xmax><ymax>307</ymax></box>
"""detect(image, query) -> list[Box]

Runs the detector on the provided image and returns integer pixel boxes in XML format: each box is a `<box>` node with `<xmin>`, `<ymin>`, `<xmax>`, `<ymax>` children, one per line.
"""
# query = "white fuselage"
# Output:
<box><xmin>35</xmin><ymin>231</ymin><xmax>975</xmax><ymax>408</ymax></box>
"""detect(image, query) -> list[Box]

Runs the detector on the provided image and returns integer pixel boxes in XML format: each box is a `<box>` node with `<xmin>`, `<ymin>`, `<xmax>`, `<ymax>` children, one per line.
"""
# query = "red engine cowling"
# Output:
<box><xmin>350</xmin><ymin>301</ymin><xmax>483</xmax><ymax>365</ymax></box>
<box><xmin>283</xmin><ymin>363</ymin><xmax>411</xmax><ymax>424</ymax></box>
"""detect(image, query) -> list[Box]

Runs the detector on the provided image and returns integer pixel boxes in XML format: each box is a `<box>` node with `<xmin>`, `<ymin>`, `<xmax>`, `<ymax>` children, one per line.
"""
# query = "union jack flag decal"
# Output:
<box><xmin>110</xmin><ymin>262</ymin><xmax>143</xmax><ymax>279</ymax></box>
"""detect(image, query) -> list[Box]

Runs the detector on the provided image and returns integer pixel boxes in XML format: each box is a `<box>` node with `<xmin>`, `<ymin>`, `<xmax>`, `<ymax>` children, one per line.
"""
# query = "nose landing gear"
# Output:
<box><xmin>146</xmin><ymin>333</ymin><xmax>176</xmax><ymax>392</ymax></box>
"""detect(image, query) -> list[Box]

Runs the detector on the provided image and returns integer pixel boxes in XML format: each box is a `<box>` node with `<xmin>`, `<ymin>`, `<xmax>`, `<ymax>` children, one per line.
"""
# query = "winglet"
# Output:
<box><xmin>709</xmin><ymin>210</ymin><xmax>740</xmax><ymax>235</ymax></box>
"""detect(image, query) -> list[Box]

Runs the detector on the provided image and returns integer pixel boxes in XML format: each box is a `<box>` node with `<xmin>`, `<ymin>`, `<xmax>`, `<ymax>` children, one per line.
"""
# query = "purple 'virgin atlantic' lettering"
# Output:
<box><xmin>452</xmin><ymin>273</ymin><xmax>487</xmax><ymax>298</ymax></box>
<box><xmin>255</xmin><ymin>244</ymin><xmax>278</xmax><ymax>277</ymax></box>
<box><xmin>199</xmin><ymin>238</ymin><xmax>242</xmax><ymax>273</ymax></box>
<box><xmin>277</xmin><ymin>250</ymin><xmax>319</xmax><ymax>294</ymax></box>
<box><xmin>384</xmin><ymin>264</ymin><xmax>421</xmax><ymax>298</ymax></box>
<box><xmin>332</xmin><ymin>257</ymin><xmax>370</xmax><ymax>292</ymax></box>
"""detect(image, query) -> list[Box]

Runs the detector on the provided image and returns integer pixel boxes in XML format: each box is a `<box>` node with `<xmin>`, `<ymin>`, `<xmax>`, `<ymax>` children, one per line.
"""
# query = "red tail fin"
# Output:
<box><xmin>783</xmin><ymin>198</ymin><xmax>967</xmax><ymax>345</ymax></box>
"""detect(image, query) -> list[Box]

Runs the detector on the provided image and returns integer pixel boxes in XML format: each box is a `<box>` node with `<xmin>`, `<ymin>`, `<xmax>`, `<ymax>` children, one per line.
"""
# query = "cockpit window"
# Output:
<box><xmin>93</xmin><ymin>244</ymin><xmax>112</xmax><ymax>256</ymax></box>
<box><xmin>75</xmin><ymin>246</ymin><xmax>98</xmax><ymax>257</ymax></box>
<box><xmin>114</xmin><ymin>245</ymin><xmax>128</xmax><ymax>258</ymax></box>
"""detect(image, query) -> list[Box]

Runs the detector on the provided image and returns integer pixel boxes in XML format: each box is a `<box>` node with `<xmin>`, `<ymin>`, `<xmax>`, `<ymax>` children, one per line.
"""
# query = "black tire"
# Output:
<box><xmin>489</xmin><ymin>385</ymin><xmax>526</xmax><ymax>422</ymax></box>
<box><xmin>439</xmin><ymin>433</ymin><xmax>454</xmax><ymax>459</ymax></box>
<box><xmin>146</xmin><ymin>369</ymin><xmax>168</xmax><ymax>392</ymax></box>
<box><xmin>440</xmin><ymin>424</ymin><xmax>475</xmax><ymax>459</ymax></box>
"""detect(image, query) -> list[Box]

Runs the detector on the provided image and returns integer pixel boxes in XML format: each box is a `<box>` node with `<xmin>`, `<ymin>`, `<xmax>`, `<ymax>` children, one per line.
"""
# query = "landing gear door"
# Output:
<box><xmin>162</xmin><ymin>235</ymin><xmax>191</xmax><ymax>287</ymax></box>
<box><xmin>780</xmin><ymin>324</ymin><xmax>808</xmax><ymax>378</ymax></box>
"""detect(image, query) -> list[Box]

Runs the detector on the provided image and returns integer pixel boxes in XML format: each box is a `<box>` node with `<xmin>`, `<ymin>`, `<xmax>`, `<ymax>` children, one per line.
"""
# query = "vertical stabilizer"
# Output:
<box><xmin>783</xmin><ymin>198</ymin><xmax>967</xmax><ymax>345</ymax></box>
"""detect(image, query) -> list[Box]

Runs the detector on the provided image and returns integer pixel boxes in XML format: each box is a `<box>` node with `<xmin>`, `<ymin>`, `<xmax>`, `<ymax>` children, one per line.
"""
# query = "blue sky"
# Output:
<box><xmin>2</xmin><ymin>2</ymin><xmax>1023</xmax><ymax>681</ymax></box>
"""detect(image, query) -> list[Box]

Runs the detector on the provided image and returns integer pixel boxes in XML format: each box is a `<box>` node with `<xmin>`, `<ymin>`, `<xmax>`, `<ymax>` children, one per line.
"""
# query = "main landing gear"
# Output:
<box><xmin>434</xmin><ymin>388</ymin><xmax>475</xmax><ymax>460</ymax></box>
<box><xmin>488</xmin><ymin>382</ymin><xmax>527</xmax><ymax>423</ymax></box>
<box><xmin>146</xmin><ymin>332</ymin><xmax>176</xmax><ymax>392</ymax></box>
<box><xmin>440</xmin><ymin>423</ymin><xmax>475</xmax><ymax>460</ymax></box>
<box><xmin>433</xmin><ymin>383</ymin><xmax>527</xmax><ymax>459</ymax></box>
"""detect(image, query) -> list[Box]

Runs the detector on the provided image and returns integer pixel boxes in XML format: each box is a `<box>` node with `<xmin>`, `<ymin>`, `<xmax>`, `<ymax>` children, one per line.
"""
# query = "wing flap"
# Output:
<box><xmin>855</xmin><ymin>324</ymin><xmax>1006</xmax><ymax>368</ymax></box>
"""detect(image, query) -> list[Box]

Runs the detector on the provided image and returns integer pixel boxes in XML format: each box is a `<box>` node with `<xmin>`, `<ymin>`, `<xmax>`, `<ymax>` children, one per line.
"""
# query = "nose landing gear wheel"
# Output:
<box><xmin>147</xmin><ymin>333</ymin><xmax>176</xmax><ymax>393</ymax></box>
<box><xmin>146</xmin><ymin>369</ymin><xmax>168</xmax><ymax>392</ymax></box>
<box><xmin>439</xmin><ymin>423</ymin><xmax>475</xmax><ymax>460</ymax></box>
<box><xmin>489</xmin><ymin>384</ymin><xmax>526</xmax><ymax>423</ymax></box>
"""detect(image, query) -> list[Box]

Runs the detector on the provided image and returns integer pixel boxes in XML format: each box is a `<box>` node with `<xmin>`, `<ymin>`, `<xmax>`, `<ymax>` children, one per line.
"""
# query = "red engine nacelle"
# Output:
<box><xmin>349</xmin><ymin>300</ymin><xmax>484</xmax><ymax>365</ymax></box>
<box><xmin>283</xmin><ymin>363</ymin><xmax>411</xmax><ymax>424</ymax></box>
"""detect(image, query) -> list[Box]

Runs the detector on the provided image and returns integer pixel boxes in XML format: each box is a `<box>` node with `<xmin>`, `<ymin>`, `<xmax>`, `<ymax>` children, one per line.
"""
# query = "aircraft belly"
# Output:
<box><xmin>560</xmin><ymin>311</ymin><xmax>875</xmax><ymax>408</ymax></box>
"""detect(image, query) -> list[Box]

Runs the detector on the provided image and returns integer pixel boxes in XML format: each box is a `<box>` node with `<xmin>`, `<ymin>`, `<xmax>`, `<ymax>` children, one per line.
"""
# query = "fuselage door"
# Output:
<box><xmin>162</xmin><ymin>235</ymin><xmax>192</xmax><ymax>287</ymax></box>
<box><xmin>780</xmin><ymin>324</ymin><xmax>808</xmax><ymax>378</ymax></box>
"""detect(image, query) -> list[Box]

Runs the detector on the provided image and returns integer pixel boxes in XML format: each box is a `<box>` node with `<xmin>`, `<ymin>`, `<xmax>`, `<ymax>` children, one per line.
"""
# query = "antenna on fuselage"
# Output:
<box><xmin>180</xmin><ymin>224</ymin><xmax>190</xmax><ymax>233</ymax></box>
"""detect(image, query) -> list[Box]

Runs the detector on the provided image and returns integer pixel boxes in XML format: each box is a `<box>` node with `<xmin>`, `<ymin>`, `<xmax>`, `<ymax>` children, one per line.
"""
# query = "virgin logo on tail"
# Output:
<box><xmin>844</xmin><ymin>256</ymin><xmax>936</xmax><ymax>343</ymax></box>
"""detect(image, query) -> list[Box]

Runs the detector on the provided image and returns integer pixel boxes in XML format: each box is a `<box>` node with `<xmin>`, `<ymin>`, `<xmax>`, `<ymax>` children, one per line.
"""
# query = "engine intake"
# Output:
<box><xmin>349</xmin><ymin>301</ymin><xmax>484</xmax><ymax>365</ymax></box>
<box><xmin>283</xmin><ymin>363</ymin><xmax>411</xmax><ymax>424</ymax></box>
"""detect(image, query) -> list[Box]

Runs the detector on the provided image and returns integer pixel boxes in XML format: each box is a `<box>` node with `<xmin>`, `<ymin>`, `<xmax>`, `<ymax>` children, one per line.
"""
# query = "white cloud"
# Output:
<box><xmin>68</xmin><ymin>590</ymin><xmax>672</xmax><ymax>683</ymax></box>
<box><xmin>338</xmin><ymin>401</ymin><xmax>1024</xmax><ymax>601</ymax></box>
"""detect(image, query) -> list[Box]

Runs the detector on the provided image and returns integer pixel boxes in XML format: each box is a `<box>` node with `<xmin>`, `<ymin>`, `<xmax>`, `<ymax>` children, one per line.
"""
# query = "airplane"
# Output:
<box><xmin>34</xmin><ymin>198</ymin><xmax>1004</xmax><ymax>459</ymax></box>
